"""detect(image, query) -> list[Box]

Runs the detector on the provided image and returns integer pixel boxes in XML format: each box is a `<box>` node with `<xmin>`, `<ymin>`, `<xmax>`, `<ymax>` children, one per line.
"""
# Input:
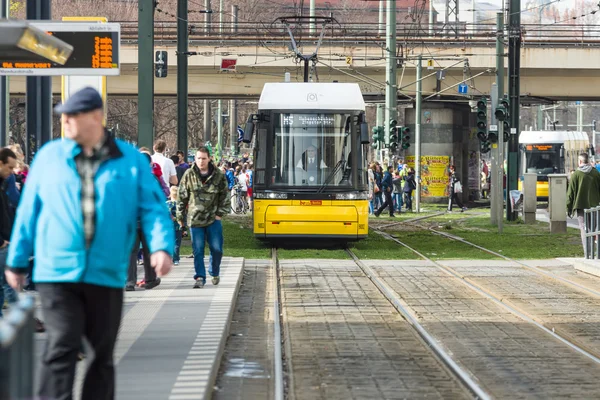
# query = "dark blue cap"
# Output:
<box><xmin>54</xmin><ymin>87</ymin><xmax>104</xmax><ymax>115</ymax></box>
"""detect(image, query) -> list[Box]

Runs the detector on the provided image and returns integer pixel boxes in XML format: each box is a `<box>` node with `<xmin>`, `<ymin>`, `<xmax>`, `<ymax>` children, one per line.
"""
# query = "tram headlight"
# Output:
<box><xmin>334</xmin><ymin>193</ymin><xmax>369</xmax><ymax>200</ymax></box>
<box><xmin>254</xmin><ymin>192</ymin><xmax>288</xmax><ymax>199</ymax></box>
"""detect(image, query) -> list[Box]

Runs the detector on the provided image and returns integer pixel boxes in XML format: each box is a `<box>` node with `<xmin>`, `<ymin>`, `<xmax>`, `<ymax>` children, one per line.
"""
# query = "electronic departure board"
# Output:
<box><xmin>0</xmin><ymin>22</ymin><xmax>120</xmax><ymax>76</ymax></box>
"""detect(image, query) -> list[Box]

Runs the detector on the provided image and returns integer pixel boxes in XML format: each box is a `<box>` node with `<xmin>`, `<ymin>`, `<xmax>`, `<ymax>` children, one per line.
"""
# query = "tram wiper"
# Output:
<box><xmin>317</xmin><ymin>158</ymin><xmax>344</xmax><ymax>193</ymax></box>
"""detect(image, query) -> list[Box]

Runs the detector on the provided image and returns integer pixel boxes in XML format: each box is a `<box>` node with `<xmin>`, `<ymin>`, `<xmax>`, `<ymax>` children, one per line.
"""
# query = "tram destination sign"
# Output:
<box><xmin>0</xmin><ymin>22</ymin><xmax>120</xmax><ymax>76</ymax></box>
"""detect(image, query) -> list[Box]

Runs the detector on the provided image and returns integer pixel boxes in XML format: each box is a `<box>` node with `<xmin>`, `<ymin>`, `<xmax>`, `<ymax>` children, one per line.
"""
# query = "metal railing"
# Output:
<box><xmin>0</xmin><ymin>295</ymin><xmax>35</xmax><ymax>400</ymax></box>
<box><xmin>116</xmin><ymin>21</ymin><xmax>600</xmax><ymax>47</ymax></box>
<box><xmin>584</xmin><ymin>206</ymin><xmax>600</xmax><ymax>259</ymax></box>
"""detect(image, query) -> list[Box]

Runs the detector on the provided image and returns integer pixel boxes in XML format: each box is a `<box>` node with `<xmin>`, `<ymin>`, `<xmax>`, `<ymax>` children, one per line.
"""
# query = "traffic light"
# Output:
<box><xmin>372</xmin><ymin>126</ymin><xmax>384</xmax><ymax>149</ymax></box>
<box><xmin>155</xmin><ymin>51</ymin><xmax>168</xmax><ymax>78</ymax></box>
<box><xmin>488</xmin><ymin>131</ymin><xmax>498</xmax><ymax>144</ymax></box>
<box><xmin>503</xmin><ymin>121</ymin><xmax>510</xmax><ymax>142</ymax></box>
<box><xmin>495</xmin><ymin>97</ymin><xmax>509</xmax><ymax>121</ymax></box>
<box><xmin>480</xmin><ymin>138</ymin><xmax>491</xmax><ymax>154</ymax></box>
<box><xmin>400</xmin><ymin>126</ymin><xmax>411</xmax><ymax>149</ymax></box>
<box><xmin>387</xmin><ymin>119</ymin><xmax>397</xmax><ymax>146</ymax></box>
<box><xmin>476</xmin><ymin>97</ymin><xmax>487</xmax><ymax>140</ymax></box>
<box><xmin>501</xmin><ymin>96</ymin><xmax>510</xmax><ymax>142</ymax></box>
<box><xmin>389</xmin><ymin>126</ymin><xmax>398</xmax><ymax>144</ymax></box>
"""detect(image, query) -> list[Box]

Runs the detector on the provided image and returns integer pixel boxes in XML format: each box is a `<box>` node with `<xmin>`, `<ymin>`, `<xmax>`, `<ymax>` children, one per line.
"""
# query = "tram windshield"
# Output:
<box><xmin>271</xmin><ymin>112</ymin><xmax>361</xmax><ymax>187</ymax></box>
<box><xmin>524</xmin><ymin>144</ymin><xmax>561</xmax><ymax>176</ymax></box>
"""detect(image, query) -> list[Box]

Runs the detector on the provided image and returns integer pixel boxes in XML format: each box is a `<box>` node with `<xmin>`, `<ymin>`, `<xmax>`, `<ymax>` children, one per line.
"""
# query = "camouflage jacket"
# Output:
<box><xmin>177</xmin><ymin>163</ymin><xmax>230</xmax><ymax>228</ymax></box>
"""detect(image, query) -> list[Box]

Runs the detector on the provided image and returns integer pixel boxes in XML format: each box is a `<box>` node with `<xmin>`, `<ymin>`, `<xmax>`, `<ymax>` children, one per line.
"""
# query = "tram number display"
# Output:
<box><xmin>526</xmin><ymin>145</ymin><xmax>553</xmax><ymax>151</ymax></box>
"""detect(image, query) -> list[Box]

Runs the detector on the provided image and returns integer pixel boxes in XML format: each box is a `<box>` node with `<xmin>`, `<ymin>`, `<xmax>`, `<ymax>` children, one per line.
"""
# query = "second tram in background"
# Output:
<box><xmin>519</xmin><ymin>130</ymin><xmax>591</xmax><ymax>200</ymax></box>
<box><xmin>243</xmin><ymin>82</ymin><xmax>370</xmax><ymax>242</ymax></box>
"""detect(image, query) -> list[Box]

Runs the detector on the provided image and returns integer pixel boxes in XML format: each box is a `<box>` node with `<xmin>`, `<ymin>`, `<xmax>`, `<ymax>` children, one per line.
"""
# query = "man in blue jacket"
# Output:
<box><xmin>5</xmin><ymin>87</ymin><xmax>174</xmax><ymax>400</ymax></box>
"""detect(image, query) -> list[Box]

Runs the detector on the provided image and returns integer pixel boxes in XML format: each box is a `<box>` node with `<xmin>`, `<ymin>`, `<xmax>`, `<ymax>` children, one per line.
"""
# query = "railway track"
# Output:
<box><xmin>371</xmin><ymin>214</ymin><xmax>600</xmax><ymax>364</ymax></box>
<box><xmin>345</xmin><ymin>230</ymin><xmax>600</xmax><ymax>398</ymax></box>
<box><xmin>271</xmin><ymin>246</ymin><xmax>483</xmax><ymax>400</ymax></box>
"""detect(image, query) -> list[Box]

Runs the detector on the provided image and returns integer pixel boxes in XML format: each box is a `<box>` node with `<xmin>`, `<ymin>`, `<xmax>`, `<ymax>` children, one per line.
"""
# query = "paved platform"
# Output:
<box><xmin>31</xmin><ymin>257</ymin><xmax>244</xmax><ymax>400</ymax></box>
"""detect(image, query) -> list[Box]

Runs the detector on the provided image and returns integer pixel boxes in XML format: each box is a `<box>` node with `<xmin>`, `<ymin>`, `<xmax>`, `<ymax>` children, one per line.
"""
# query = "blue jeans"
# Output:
<box><xmin>393</xmin><ymin>193</ymin><xmax>403</xmax><ymax>211</ymax></box>
<box><xmin>191</xmin><ymin>220</ymin><xmax>224</xmax><ymax>282</ymax></box>
<box><xmin>174</xmin><ymin>229</ymin><xmax>183</xmax><ymax>263</ymax></box>
<box><xmin>0</xmin><ymin>246</ymin><xmax>18</xmax><ymax>318</ymax></box>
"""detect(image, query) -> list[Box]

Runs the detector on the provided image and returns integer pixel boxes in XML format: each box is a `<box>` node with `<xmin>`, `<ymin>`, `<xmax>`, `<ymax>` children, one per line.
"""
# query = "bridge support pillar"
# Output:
<box><xmin>404</xmin><ymin>103</ymin><xmax>474</xmax><ymax>204</ymax></box>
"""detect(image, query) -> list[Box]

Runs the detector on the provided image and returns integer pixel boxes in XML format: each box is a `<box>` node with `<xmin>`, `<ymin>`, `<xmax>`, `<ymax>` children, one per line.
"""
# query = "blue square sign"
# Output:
<box><xmin>458</xmin><ymin>83</ymin><xmax>468</xmax><ymax>94</ymax></box>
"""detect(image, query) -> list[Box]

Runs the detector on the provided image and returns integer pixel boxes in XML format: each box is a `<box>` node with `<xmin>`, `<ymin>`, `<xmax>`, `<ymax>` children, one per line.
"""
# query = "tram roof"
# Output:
<box><xmin>258</xmin><ymin>82</ymin><xmax>365</xmax><ymax>111</ymax></box>
<box><xmin>519</xmin><ymin>130</ymin><xmax>589</xmax><ymax>144</ymax></box>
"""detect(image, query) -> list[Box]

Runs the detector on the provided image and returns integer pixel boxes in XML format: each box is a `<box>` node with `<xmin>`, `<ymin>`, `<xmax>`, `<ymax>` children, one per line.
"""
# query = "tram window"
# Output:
<box><xmin>525</xmin><ymin>148</ymin><xmax>559</xmax><ymax>175</ymax></box>
<box><xmin>272</xmin><ymin>113</ymin><xmax>354</xmax><ymax>187</ymax></box>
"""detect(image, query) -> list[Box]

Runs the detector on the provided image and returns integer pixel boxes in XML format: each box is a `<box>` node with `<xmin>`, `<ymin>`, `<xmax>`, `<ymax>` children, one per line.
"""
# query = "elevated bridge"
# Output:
<box><xmin>8</xmin><ymin>22</ymin><xmax>600</xmax><ymax>102</ymax></box>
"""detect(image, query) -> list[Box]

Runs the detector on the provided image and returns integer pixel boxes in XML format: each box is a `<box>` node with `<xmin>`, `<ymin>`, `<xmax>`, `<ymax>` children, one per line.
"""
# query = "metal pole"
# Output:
<box><xmin>536</xmin><ymin>105</ymin><xmax>543</xmax><ymax>130</ymax></box>
<box><xmin>310</xmin><ymin>0</ymin><xmax>316</xmax><ymax>35</ymax></box>
<box><xmin>577</xmin><ymin>102</ymin><xmax>583</xmax><ymax>132</ymax></box>
<box><xmin>0</xmin><ymin>0</ymin><xmax>9</xmax><ymax>147</ymax></box>
<box><xmin>231</xmin><ymin>5</ymin><xmax>238</xmax><ymax>34</ymax></box>
<box><xmin>309</xmin><ymin>0</ymin><xmax>316</xmax><ymax>34</ymax></box>
<box><xmin>496</xmin><ymin>12</ymin><xmax>504</xmax><ymax>232</ymax></box>
<box><xmin>490</xmin><ymin>83</ymin><xmax>499</xmax><ymax>226</ymax></box>
<box><xmin>415</xmin><ymin>56</ymin><xmax>422</xmax><ymax>213</ymax></box>
<box><xmin>219</xmin><ymin>0</ymin><xmax>224</xmax><ymax>34</ymax></box>
<box><xmin>138</xmin><ymin>0</ymin><xmax>154</xmax><ymax>150</ymax></box>
<box><xmin>384</xmin><ymin>0</ymin><xmax>397</xmax><ymax>148</ymax></box>
<box><xmin>379</xmin><ymin>0</ymin><xmax>385</xmax><ymax>37</ymax></box>
<box><xmin>217</xmin><ymin>99</ymin><xmax>223</xmax><ymax>162</ymax></box>
<box><xmin>507</xmin><ymin>0</ymin><xmax>521</xmax><ymax>221</ymax></box>
<box><xmin>204</xmin><ymin>100</ymin><xmax>212</xmax><ymax>143</ymax></box>
<box><xmin>177</xmin><ymin>0</ymin><xmax>188</xmax><ymax>156</ymax></box>
<box><xmin>25</xmin><ymin>0</ymin><xmax>52</xmax><ymax>164</ymax></box>
<box><xmin>229</xmin><ymin>99</ymin><xmax>237</xmax><ymax>156</ymax></box>
<box><xmin>205</xmin><ymin>0</ymin><xmax>212</xmax><ymax>35</ymax></box>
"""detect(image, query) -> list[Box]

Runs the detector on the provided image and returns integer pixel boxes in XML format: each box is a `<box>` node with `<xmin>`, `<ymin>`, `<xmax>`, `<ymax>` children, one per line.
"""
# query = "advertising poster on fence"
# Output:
<box><xmin>406</xmin><ymin>155</ymin><xmax>450</xmax><ymax>197</ymax></box>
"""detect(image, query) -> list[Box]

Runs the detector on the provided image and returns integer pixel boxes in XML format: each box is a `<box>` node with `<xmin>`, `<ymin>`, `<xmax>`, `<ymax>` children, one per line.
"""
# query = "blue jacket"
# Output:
<box><xmin>381</xmin><ymin>171</ymin><xmax>393</xmax><ymax>192</ymax></box>
<box><xmin>226</xmin><ymin>169</ymin><xmax>235</xmax><ymax>190</ymax></box>
<box><xmin>7</xmin><ymin>136</ymin><xmax>174</xmax><ymax>289</ymax></box>
<box><xmin>5</xmin><ymin>173</ymin><xmax>20</xmax><ymax>208</ymax></box>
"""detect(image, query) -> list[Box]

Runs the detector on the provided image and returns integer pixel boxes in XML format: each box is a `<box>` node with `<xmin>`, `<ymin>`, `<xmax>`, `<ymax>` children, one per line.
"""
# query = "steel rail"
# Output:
<box><xmin>271</xmin><ymin>247</ymin><xmax>285</xmax><ymax>400</ymax></box>
<box><xmin>427</xmin><ymin>226</ymin><xmax>600</xmax><ymax>299</ymax></box>
<box><xmin>345</xmin><ymin>248</ymin><xmax>492</xmax><ymax>400</ymax></box>
<box><xmin>373</xmin><ymin>227</ymin><xmax>600</xmax><ymax>366</ymax></box>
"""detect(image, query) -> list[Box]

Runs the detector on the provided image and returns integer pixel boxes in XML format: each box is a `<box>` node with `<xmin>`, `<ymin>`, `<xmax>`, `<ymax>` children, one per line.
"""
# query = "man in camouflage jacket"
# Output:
<box><xmin>177</xmin><ymin>146</ymin><xmax>230</xmax><ymax>288</ymax></box>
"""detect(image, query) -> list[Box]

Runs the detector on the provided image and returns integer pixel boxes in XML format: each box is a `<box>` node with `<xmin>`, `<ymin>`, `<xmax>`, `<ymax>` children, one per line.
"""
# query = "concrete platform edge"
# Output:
<box><xmin>558</xmin><ymin>257</ymin><xmax>600</xmax><ymax>278</ymax></box>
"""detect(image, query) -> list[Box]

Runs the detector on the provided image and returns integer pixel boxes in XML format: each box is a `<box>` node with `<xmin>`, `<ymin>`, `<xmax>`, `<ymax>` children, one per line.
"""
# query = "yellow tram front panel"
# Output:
<box><xmin>253</xmin><ymin>199</ymin><xmax>369</xmax><ymax>239</ymax></box>
<box><xmin>518</xmin><ymin>180</ymin><xmax>549</xmax><ymax>199</ymax></box>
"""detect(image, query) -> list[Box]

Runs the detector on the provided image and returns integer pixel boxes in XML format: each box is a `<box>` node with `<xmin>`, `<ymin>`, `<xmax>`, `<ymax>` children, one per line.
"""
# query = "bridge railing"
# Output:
<box><xmin>118</xmin><ymin>21</ymin><xmax>600</xmax><ymax>45</ymax></box>
<box><xmin>0</xmin><ymin>295</ymin><xmax>35</xmax><ymax>400</ymax></box>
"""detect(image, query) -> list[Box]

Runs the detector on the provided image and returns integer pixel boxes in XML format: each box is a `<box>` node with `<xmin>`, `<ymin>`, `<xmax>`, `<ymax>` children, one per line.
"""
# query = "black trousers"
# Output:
<box><xmin>376</xmin><ymin>190</ymin><xmax>394</xmax><ymax>216</ymax></box>
<box><xmin>448</xmin><ymin>191</ymin><xmax>464</xmax><ymax>211</ymax></box>
<box><xmin>37</xmin><ymin>283</ymin><xmax>123</xmax><ymax>400</ymax></box>
<box><xmin>127</xmin><ymin>229</ymin><xmax>156</xmax><ymax>286</ymax></box>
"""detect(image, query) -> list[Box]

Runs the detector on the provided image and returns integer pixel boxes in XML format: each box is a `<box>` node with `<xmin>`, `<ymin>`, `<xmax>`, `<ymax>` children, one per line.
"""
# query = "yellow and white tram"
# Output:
<box><xmin>243</xmin><ymin>82</ymin><xmax>370</xmax><ymax>242</ymax></box>
<box><xmin>518</xmin><ymin>130</ymin><xmax>590</xmax><ymax>199</ymax></box>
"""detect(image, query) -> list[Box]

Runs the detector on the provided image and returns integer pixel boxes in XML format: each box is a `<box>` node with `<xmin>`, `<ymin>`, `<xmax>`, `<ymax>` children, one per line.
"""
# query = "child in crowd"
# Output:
<box><xmin>167</xmin><ymin>186</ymin><xmax>182</xmax><ymax>265</ymax></box>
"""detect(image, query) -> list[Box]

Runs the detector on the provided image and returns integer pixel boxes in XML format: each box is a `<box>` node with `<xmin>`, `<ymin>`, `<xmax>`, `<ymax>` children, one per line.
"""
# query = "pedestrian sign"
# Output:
<box><xmin>458</xmin><ymin>84</ymin><xmax>468</xmax><ymax>94</ymax></box>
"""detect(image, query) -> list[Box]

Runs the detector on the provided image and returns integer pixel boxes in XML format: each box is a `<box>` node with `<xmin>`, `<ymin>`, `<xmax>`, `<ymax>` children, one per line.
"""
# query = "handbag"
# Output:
<box><xmin>454</xmin><ymin>181</ymin><xmax>463</xmax><ymax>193</ymax></box>
<box><xmin>374</xmin><ymin>183</ymin><xmax>380</xmax><ymax>193</ymax></box>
